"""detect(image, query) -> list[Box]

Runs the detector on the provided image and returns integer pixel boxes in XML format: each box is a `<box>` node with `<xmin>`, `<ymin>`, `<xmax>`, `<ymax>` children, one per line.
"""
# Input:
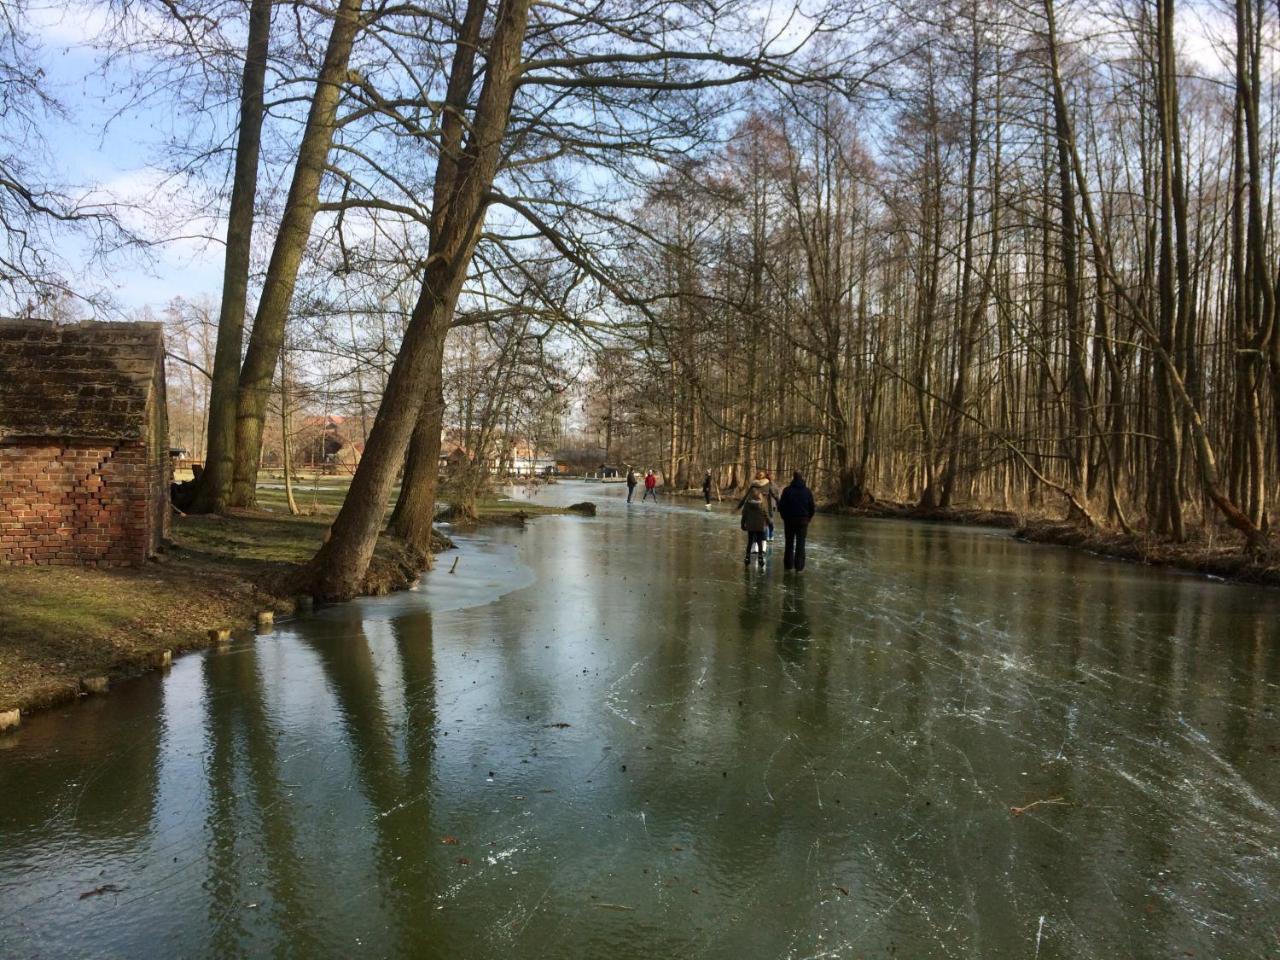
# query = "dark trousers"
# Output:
<box><xmin>783</xmin><ymin>521</ymin><xmax>809</xmax><ymax>570</ymax></box>
<box><xmin>627</xmin><ymin>484</ymin><xmax>636</xmax><ymax>502</ymax></box>
<box><xmin>745</xmin><ymin>530</ymin><xmax>766</xmax><ymax>558</ymax></box>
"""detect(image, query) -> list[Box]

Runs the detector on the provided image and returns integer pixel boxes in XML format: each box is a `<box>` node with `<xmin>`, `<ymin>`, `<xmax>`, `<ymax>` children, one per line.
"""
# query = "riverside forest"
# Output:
<box><xmin>1</xmin><ymin>1</ymin><xmax>1280</xmax><ymax>958</ymax></box>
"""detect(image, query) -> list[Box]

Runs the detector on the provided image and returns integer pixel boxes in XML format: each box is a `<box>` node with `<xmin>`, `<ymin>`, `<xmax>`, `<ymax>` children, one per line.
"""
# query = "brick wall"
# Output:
<box><xmin>0</xmin><ymin>440</ymin><xmax>162</xmax><ymax>566</ymax></box>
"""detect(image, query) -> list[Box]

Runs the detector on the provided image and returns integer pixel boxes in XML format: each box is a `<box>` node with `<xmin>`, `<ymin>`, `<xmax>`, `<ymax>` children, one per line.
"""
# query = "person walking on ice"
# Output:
<box><xmin>643</xmin><ymin>469</ymin><xmax>659</xmax><ymax>502</ymax></box>
<box><xmin>777</xmin><ymin>471</ymin><xmax>816</xmax><ymax>571</ymax></box>
<box><xmin>702</xmin><ymin>470</ymin><xmax>715</xmax><ymax>510</ymax></box>
<box><xmin>763</xmin><ymin>470</ymin><xmax>781</xmax><ymax>540</ymax></box>
<box><xmin>626</xmin><ymin>467</ymin><xmax>637</xmax><ymax>503</ymax></box>
<box><xmin>740</xmin><ymin>487</ymin><xmax>770</xmax><ymax>565</ymax></box>
<box><xmin>738</xmin><ymin>470</ymin><xmax>778</xmax><ymax>548</ymax></box>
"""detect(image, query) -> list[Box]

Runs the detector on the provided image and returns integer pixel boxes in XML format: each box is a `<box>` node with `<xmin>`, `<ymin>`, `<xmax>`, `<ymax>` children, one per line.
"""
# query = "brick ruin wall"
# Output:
<box><xmin>0</xmin><ymin>440</ymin><xmax>168</xmax><ymax>566</ymax></box>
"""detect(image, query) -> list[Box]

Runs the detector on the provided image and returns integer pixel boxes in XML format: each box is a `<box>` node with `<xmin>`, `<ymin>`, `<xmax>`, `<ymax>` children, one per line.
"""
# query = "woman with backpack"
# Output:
<box><xmin>740</xmin><ymin>488</ymin><xmax>770</xmax><ymax>564</ymax></box>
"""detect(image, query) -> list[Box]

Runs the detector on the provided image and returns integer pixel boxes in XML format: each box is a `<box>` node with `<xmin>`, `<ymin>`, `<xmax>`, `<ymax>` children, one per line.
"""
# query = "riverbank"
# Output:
<box><xmin>1016</xmin><ymin>519</ymin><xmax>1280</xmax><ymax>587</ymax></box>
<box><xmin>830</xmin><ymin>499</ymin><xmax>1021</xmax><ymax>529</ymax></box>
<box><xmin>0</xmin><ymin>487</ymin><xmax>580</xmax><ymax>721</ymax></box>
<box><xmin>0</xmin><ymin>510</ymin><xmax>423</xmax><ymax>718</ymax></box>
<box><xmin>831</xmin><ymin>499</ymin><xmax>1280</xmax><ymax>587</ymax></box>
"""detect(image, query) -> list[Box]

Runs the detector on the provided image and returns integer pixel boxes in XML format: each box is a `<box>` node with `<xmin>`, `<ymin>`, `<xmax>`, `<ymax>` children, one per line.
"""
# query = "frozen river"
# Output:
<box><xmin>1</xmin><ymin>481</ymin><xmax>1278</xmax><ymax>958</ymax></box>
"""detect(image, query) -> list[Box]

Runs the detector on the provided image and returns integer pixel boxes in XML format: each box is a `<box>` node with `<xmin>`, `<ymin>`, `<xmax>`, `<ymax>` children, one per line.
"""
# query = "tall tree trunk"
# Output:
<box><xmin>915</xmin><ymin>58</ymin><xmax>944</xmax><ymax>510</ymax></box>
<box><xmin>384</xmin><ymin>0</ymin><xmax>487</xmax><ymax>553</ymax></box>
<box><xmin>229</xmin><ymin>0</ymin><xmax>365</xmax><ymax>508</ymax></box>
<box><xmin>280</xmin><ymin>344</ymin><xmax>300</xmax><ymax>516</ymax></box>
<box><xmin>387</xmin><ymin>326</ymin><xmax>449</xmax><ymax>553</ymax></box>
<box><xmin>1058</xmin><ymin>69</ymin><xmax>1088</xmax><ymax>499</ymax></box>
<box><xmin>303</xmin><ymin>0</ymin><xmax>532</xmax><ymax>600</ymax></box>
<box><xmin>940</xmin><ymin>18</ymin><xmax>986</xmax><ymax>509</ymax></box>
<box><xmin>1236</xmin><ymin>0</ymin><xmax>1272</xmax><ymax>527</ymax></box>
<box><xmin>1154</xmin><ymin>0</ymin><xmax>1185</xmax><ymax>540</ymax></box>
<box><xmin>192</xmin><ymin>0</ymin><xmax>272</xmax><ymax>513</ymax></box>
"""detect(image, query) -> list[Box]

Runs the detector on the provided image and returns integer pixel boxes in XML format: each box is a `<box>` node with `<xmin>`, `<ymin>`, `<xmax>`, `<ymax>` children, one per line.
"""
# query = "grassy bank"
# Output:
<box><xmin>0</xmin><ymin>511</ymin><xmax>310</xmax><ymax>715</ymax></box>
<box><xmin>0</xmin><ymin>480</ymin><xmax>581</xmax><ymax>719</ymax></box>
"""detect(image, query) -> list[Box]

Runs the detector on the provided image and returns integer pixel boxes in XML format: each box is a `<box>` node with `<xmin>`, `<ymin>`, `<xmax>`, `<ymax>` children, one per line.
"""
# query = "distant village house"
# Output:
<box><xmin>504</xmin><ymin>440</ymin><xmax>556</xmax><ymax>477</ymax></box>
<box><xmin>295</xmin><ymin>415</ymin><xmax>363</xmax><ymax>473</ymax></box>
<box><xmin>436</xmin><ymin>432</ymin><xmax>557</xmax><ymax>477</ymax></box>
<box><xmin>0</xmin><ymin>319</ymin><xmax>171</xmax><ymax>566</ymax></box>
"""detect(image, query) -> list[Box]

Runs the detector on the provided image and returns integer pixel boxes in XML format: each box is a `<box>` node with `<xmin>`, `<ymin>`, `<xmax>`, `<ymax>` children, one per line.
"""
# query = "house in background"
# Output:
<box><xmin>438</xmin><ymin>441</ymin><xmax>471</xmax><ymax>474</ymax></box>
<box><xmin>435</xmin><ymin>432</ymin><xmax>556</xmax><ymax>477</ymax></box>
<box><xmin>295</xmin><ymin>415</ymin><xmax>363</xmax><ymax>473</ymax></box>
<box><xmin>0</xmin><ymin>319</ymin><xmax>170</xmax><ymax>566</ymax></box>
<box><xmin>505</xmin><ymin>440</ymin><xmax>556</xmax><ymax>476</ymax></box>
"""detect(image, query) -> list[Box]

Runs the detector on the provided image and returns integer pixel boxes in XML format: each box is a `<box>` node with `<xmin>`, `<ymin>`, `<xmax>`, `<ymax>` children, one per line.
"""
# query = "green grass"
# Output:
<box><xmin>177</xmin><ymin>512</ymin><xmax>333</xmax><ymax>564</ymax></box>
<box><xmin>0</xmin><ymin>545</ymin><xmax>292</xmax><ymax>713</ymax></box>
<box><xmin>7</xmin><ymin>569</ymin><xmax>149</xmax><ymax>644</ymax></box>
<box><xmin>253</xmin><ymin>475</ymin><xmax>389</xmax><ymax>515</ymax></box>
<box><xmin>0</xmin><ymin>476</ymin><xmax>580</xmax><ymax>713</ymax></box>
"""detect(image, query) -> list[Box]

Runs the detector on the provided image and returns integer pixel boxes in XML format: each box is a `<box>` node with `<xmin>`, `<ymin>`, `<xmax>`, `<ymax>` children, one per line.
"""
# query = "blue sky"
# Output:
<box><xmin>29</xmin><ymin>2</ymin><xmax>228</xmax><ymax>314</ymax></box>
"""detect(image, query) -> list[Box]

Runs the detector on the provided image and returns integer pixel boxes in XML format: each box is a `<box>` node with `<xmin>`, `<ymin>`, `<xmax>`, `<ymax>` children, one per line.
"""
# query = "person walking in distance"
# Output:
<box><xmin>702</xmin><ymin>470</ymin><xmax>714</xmax><ymax>510</ymax></box>
<box><xmin>776</xmin><ymin>471</ymin><xmax>816</xmax><ymax>571</ymax></box>
<box><xmin>740</xmin><ymin>488</ymin><xmax>769</xmax><ymax>565</ymax></box>
<box><xmin>626</xmin><ymin>467</ymin><xmax>637</xmax><ymax>503</ymax></box>
<box><xmin>643</xmin><ymin>469</ymin><xmax>659</xmax><ymax>502</ymax></box>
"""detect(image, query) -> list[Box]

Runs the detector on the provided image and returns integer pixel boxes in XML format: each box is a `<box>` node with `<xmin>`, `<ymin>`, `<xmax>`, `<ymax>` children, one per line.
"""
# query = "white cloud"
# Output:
<box><xmin>27</xmin><ymin>1</ymin><xmax>113</xmax><ymax>47</ymax></box>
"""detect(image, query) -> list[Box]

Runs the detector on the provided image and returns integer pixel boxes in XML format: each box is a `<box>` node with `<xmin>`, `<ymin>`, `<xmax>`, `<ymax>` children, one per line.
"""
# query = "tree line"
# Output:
<box><xmin>599</xmin><ymin>0</ymin><xmax>1280</xmax><ymax>556</ymax></box>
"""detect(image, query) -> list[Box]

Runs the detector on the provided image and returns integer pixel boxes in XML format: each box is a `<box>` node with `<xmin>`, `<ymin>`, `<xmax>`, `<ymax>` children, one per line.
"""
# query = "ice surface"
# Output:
<box><xmin>1</xmin><ymin>482</ymin><xmax>1277</xmax><ymax>958</ymax></box>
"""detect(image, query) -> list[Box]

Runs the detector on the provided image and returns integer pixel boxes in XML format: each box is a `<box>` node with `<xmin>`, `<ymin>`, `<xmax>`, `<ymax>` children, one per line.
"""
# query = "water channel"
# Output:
<box><xmin>1</xmin><ymin>481</ymin><xmax>1278</xmax><ymax>959</ymax></box>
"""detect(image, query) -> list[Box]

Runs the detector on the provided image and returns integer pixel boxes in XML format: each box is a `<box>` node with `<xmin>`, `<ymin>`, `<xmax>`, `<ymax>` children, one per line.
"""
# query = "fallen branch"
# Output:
<box><xmin>1010</xmin><ymin>797</ymin><xmax>1070</xmax><ymax>817</ymax></box>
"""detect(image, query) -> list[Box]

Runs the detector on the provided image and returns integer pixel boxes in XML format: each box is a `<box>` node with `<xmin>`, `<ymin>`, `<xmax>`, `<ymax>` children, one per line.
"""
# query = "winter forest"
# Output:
<box><xmin>6</xmin><ymin>0</ymin><xmax>1280</xmax><ymax>595</ymax></box>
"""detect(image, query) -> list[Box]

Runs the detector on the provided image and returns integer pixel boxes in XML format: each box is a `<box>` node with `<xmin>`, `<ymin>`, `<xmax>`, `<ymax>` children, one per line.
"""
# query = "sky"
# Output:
<box><xmin>18</xmin><ymin>0</ymin><xmax>1238</xmax><ymax>319</ymax></box>
<box><xmin>27</xmin><ymin>1</ymin><xmax>229</xmax><ymax>315</ymax></box>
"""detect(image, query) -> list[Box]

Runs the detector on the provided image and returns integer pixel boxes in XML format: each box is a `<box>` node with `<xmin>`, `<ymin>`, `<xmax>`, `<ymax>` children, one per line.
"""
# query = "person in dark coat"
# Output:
<box><xmin>702</xmin><ymin>470</ymin><xmax>714</xmax><ymax>509</ymax></box>
<box><xmin>626</xmin><ymin>467</ymin><xmax>637</xmax><ymax>503</ymax></box>
<box><xmin>740</xmin><ymin>488</ymin><xmax>770</xmax><ymax>564</ymax></box>
<box><xmin>776</xmin><ymin>471</ymin><xmax>816</xmax><ymax>571</ymax></box>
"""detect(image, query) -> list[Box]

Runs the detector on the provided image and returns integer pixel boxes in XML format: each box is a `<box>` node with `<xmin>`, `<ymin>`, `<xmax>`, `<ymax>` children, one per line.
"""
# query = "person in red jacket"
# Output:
<box><xmin>642</xmin><ymin>469</ymin><xmax>659</xmax><ymax>502</ymax></box>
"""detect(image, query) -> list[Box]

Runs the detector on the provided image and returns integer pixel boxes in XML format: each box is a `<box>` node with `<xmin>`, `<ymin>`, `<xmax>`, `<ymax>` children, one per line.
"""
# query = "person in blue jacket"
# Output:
<box><xmin>776</xmin><ymin>471</ymin><xmax>816</xmax><ymax>571</ymax></box>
